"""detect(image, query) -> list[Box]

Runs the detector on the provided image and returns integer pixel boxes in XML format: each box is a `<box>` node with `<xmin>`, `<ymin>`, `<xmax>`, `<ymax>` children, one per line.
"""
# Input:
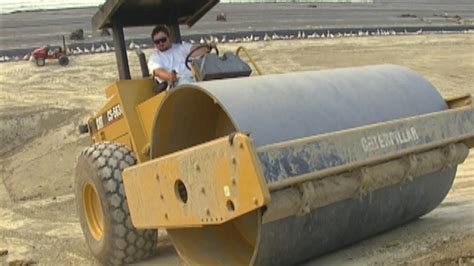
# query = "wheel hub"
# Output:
<box><xmin>83</xmin><ymin>183</ymin><xmax>104</xmax><ymax>241</ymax></box>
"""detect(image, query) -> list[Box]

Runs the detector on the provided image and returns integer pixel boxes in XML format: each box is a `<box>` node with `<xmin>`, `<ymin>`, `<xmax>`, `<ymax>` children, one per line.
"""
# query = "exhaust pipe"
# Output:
<box><xmin>135</xmin><ymin>48</ymin><xmax>149</xmax><ymax>78</ymax></box>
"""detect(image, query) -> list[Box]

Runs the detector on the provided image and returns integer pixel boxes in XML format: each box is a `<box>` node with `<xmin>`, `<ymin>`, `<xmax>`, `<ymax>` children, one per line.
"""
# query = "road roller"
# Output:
<box><xmin>75</xmin><ymin>0</ymin><xmax>474</xmax><ymax>264</ymax></box>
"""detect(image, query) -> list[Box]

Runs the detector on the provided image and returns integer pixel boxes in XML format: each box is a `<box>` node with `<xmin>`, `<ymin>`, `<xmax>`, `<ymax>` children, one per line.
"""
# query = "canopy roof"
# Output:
<box><xmin>92</xmin><ymin>0</ymin><xmax>219</xmax><ymax>31</ymax></box>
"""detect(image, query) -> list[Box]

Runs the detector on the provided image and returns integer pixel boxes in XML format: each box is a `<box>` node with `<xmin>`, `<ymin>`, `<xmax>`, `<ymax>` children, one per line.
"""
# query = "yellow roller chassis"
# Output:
<box><xmin>79</xmin><ymin>66</ymin><xmax>474</xmax><ymax>266</ymax></box>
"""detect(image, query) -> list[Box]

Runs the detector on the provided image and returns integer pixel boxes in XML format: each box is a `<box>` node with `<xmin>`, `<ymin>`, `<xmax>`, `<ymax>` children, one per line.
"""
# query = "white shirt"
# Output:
<box><xmin>147</xmin><ymin>43</ymin><xmax>194</xmax><ymax>83</ymax></box>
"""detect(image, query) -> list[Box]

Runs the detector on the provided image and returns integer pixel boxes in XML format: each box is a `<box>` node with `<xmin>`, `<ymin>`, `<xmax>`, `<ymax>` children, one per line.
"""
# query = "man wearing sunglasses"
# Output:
<box><xmin>148</xmin><ymin>24</ymin><xmax>211</xmax><ymax>86</ymax></box>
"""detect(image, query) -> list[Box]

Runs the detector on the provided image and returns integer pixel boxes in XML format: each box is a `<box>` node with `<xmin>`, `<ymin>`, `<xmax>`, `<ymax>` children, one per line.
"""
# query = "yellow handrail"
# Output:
<box><xmin>236</xmin><ymin>46</ymin><xmax>263</xmax><ymax>76</ymax></box>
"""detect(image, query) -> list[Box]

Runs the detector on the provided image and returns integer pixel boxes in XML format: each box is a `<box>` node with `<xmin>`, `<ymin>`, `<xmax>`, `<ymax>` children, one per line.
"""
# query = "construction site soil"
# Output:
<box><xmin>0</xmin><ymin>34</ymin><xmax>473</xmax><ymax>265</ymax></box>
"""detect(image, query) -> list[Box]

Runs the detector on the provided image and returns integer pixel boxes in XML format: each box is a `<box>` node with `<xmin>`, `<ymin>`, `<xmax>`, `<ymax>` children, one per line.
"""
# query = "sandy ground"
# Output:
<box><xmin>0</xmin><ymin>34</ymin><xmax>473</xmax><ymax>265</ymax></box>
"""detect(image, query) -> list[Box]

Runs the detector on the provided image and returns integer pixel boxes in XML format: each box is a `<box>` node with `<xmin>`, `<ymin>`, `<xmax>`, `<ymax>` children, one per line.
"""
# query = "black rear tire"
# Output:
<box><xmin>75</xmin><ymin>142</ymin><xmax>157</xmax><ymax>265</ymax></box>
<box><xmin>58</xmin><ymin>55</ymin><xmax>69</xmax><ymax>66</ymax></box>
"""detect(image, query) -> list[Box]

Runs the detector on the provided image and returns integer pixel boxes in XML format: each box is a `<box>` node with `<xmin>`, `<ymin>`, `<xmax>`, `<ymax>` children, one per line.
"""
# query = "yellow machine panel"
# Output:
<box><xmin>122</xmin><ymin>133</ymin><xmax>271</xmax><ymax>228</ymax></box>
<box><xmin>89</xmin><ymin>78</ymin><xmax>167</xmax><ymax>162</ymax></box>
<box><xmin>89</xmin><ymin>94</ymin><xmax>129</xmax><ymax>146</ymax></box>
<box><xmin>136</xmin><ymin>92</ymin><xmax>167</xmax><ymax>142</ymax></box>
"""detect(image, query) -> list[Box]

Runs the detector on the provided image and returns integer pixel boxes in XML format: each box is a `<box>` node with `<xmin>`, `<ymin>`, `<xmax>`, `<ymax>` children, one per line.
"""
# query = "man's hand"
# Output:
<box><xmin>168</xmin><ymin>70</ymin><xmax>177</xmax><ymax>82</ymax></box>
<box><xmin>153</xmin><ymin>68</ymin><xmax>177</xmax><ymax>82</ymax></box>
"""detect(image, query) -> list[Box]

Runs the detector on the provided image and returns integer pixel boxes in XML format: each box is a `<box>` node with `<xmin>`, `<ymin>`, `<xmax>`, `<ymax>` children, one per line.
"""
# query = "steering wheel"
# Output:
<box><xmin>185</xmin><ymin>44</ymin><xmax>219</xmax><ymax>70</ymax></box>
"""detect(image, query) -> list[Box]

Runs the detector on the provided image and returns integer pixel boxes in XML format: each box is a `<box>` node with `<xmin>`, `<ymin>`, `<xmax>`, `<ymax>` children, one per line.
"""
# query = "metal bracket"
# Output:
<box><xmin>297</xmin><ymin>182</ymin><xmax>315</xmax><ymax>216</ymax></box>
<box><xmin>443</xmin><ymin>143</ymin><xmax>457</xmax><ymax>170</ymax></box>
<box><xmin>356</xmin><ymin>167</ymin><xmax>373</xmax><ymax>201</ymax></box>
<box><xmin>401</xmin><ymin>154</ymin><xmax>418</xmax><ymax>183</ymax></box>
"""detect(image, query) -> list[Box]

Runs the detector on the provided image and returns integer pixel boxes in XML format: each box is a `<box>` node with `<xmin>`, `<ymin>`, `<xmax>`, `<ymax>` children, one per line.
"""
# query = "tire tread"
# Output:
<box><xmin>76</xmin><ymin>142</ymin><xmax>157</xmax><ymax>265</ymax></box>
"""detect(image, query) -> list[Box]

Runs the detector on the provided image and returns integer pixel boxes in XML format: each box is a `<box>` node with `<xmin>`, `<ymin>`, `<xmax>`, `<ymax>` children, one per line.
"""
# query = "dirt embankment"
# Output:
<box><xmin>0</xmin><ymin>34</ymin><xmax>473</xmax><ymax>265</ymax></box>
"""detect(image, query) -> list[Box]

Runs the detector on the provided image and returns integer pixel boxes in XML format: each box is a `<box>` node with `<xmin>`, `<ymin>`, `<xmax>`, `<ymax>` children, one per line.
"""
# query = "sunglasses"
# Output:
<box><xmin>153</xmin><ymin>37</ymin><xmax>168</xmax><ymax>45</ymax></box>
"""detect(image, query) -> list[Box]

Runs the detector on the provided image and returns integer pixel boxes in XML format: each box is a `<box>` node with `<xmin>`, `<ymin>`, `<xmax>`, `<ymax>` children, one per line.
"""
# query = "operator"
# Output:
<box><xmin>148</xmin><ymin>24</ymin><xmax>213</xmax><ymax>86</ymax></box>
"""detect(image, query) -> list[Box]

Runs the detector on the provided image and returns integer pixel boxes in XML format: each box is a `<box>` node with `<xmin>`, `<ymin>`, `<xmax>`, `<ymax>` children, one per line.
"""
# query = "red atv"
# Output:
<box><xmin>31</xmin><ymin>45</ymin><xmax>69</xmax><ymax>66</ymax></box>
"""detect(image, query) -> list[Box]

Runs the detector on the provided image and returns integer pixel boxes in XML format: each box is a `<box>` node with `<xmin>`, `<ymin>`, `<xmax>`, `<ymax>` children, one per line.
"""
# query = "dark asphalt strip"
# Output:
<box><xmin>0</xmin><ymin>25</ymin><xmax>472</xmax><ymax>59</ymax></box>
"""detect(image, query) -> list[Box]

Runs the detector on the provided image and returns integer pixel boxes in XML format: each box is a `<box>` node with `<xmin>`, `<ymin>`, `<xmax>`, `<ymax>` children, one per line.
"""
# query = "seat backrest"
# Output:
<box><xmin>192</xmin><ymin>52</ymin><xmax>252</xmax><ymax>81</ymax></box>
